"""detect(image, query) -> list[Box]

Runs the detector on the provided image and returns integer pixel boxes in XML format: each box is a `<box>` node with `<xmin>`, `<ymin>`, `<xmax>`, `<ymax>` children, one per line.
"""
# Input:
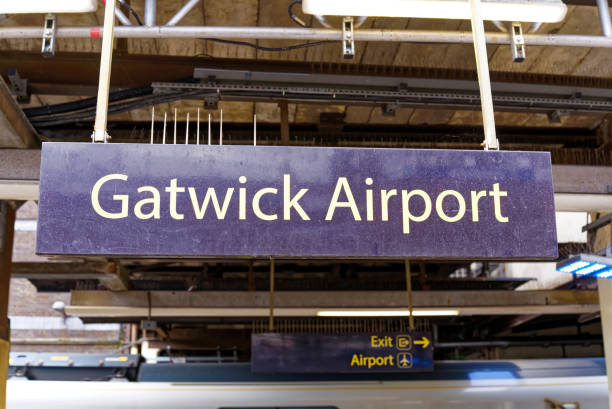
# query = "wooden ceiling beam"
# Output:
<box><xmin>0</xmin><ymin>76</ymin><xmax>39</xmax><ymax>148</ymax></box>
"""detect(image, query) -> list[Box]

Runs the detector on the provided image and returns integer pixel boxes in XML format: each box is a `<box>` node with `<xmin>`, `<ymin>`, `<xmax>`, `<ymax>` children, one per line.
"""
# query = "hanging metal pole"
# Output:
<box><xmin>173</xmin><ymin>107</ymin><xmax>177</xmax><ymax>144</ymax></box>
<box><xmin>92</xmin><ymin>0</ymin><xmax>117</xmax><ymax>143</ymax></box>
<box><xmin>220</xmin><ymin>109</ymin><xmax>223</xmax><ymax>145</ymax></box>
<box><xmin>269</xmin><ymin>258</ymin><xmax>275</xmax><ymax>332</ymax></box>
<box><xmin>405</xmin><ymin>260</ymin><xmax>415</xmax><ymax>331</ymax></box>
<box><xmin>597</xmin><ymin>0</ymin><xmax>612</xmax><ymax>37</ymax></box>
<box><xmin>469</xmin><ymin>0</ymin><xmax>499</xmax><ymax>150</ymax></box>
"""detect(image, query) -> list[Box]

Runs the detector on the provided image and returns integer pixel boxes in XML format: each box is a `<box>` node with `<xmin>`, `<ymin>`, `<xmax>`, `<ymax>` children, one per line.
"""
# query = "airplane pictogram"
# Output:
<box><xmin>397</xmin><ymin>352</ymin><xmax>413</xmax><ymax>369</ymax></box>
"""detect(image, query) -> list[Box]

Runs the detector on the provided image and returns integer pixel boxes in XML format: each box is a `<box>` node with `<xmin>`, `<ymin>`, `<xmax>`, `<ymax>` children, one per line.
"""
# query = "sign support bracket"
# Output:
<box><xmin>469</xmin><ymin>0</ymin><xmax>499</xmax><ymax>151</ymax></box>
<box><xmin>405</xmin><ymin>260</ymin><xmax>415</xmax><ymax>331</ymax></box>
<box><xmin>269</xmin><ymin>258</ymin><xmax>275</xmax><ymax>332</ymax></box>
<box><xmin>92</xmin><ymin>0</ymin><xmax>116</xmax><ymax>143</ymax></box>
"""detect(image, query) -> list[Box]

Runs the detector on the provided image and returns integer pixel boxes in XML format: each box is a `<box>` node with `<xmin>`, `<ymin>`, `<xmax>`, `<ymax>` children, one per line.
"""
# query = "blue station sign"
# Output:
<box><xmin>36</xmin><ymin>143</ymin><xmax>557</xmax><ymax>259</ymax></box>
<box><xmin>251</xmin><ymin>332</ymin><xmax>434</xmax><ymax>373</ymax></box>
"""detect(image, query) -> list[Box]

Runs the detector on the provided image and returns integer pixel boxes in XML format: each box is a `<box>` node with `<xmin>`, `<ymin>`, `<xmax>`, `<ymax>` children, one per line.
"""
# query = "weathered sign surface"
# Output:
<box><xmin>37</xmin><ymin>143</ymin><xmax>557</xmax><ymax>259</ymax></box>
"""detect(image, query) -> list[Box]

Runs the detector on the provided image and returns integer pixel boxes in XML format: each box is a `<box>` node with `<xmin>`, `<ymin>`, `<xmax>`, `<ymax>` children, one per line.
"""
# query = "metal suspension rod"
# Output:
<box><xmin>269</xmin><ymin>258</ymin><xmax>275</xmax><ymax>332</ymax></box>
<box><xmin>144</xmin><ymin>0</ymin><xmax>156</xmax><ymax>27</ymax></box>
<box><xmin>469</xmin><ymin>0</ymin><xmax>498</xmax><ymax>150</ymax></box>
<box><xmin>166</xmin><ymin>0</ymin><xmax>200</xmax><ymax>26</ymax></box>
<box><xmin>405</xmin><ymin>260</ymin><xmax>414</xmax><ymax>331</ymax></box>
<box><xmin>3</xmin><ymin>26</ymin><xmax>612</xmax><ymax>48</ymax></box>
<box><xmin>597</xmin><ymin>0</ymin><xmax>612</xmax><ymax>37</ymax></box>
<box><xmin>92</xmin><ymin>0</ymin><xmax>116</xmax><ymax>143</ymax></box>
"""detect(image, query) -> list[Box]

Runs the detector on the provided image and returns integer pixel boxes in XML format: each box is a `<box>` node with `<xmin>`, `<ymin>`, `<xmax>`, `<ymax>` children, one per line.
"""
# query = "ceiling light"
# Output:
<box><xmin>317</xmin><ymin>309</ymin><xmax>460</xmax><ymax>317</ymax></box>
<box><xmin>556</xmin><ymin>254</ymin><xmax>612</xmax><ymax>279</ymax></box>
<box><xmin>302</xmin><ymin>0</ymin><xmax>567</xmax><ymax>23</ymax></box>
<box><xmin>0</xmin><ymin>0</ymin><xmax>97</xmax><ymax>14</ymax></box>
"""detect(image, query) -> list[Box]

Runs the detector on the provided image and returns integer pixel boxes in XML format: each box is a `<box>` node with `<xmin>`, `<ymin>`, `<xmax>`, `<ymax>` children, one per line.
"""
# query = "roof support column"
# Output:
<box><xmin>598</xmin><ymin>217</ymin><xmax>612</xmax><ymax>408</ymax></box>
<box><xmin>598</xmin><ymin>277</ymin><xmax>612</xmax><ymax>408</ymax></box>
<box><xmin>0</xmin><ymin>201</ymin><xmax>16</xmax><ymax>409</ymax></box>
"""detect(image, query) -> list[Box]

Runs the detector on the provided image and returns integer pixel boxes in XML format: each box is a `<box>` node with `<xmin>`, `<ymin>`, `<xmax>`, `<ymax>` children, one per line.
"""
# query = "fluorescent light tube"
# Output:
<box><xmin>557</xmin><ymin>254</ymin><xmax>612</xmax><ymax>278</ymax></box>
<box><xmin>0</xmin><ymin>0</ymin><xmax>97</xmax><ymax>14</ymax></box>
<box><xmin>596</xmin><ymin>268</ymin><xmax>612</xmax><ymax>279</ymax></box>
<box><xmin>317</xmin><ymin>309</ymin><xmax>459</xmax><ymax>317</ymax></box>
<box><xmin>302</xmin><ymin>0</ymin><xmax>567</xmax><ymax>23</ymax></box>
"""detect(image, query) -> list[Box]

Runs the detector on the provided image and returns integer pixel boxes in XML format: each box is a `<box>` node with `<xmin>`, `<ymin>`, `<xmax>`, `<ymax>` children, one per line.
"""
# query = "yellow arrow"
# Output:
<box><xmin>414</xmin><ymin>336</ymin><xmax>430</xmax><ymax>349</ymax></box>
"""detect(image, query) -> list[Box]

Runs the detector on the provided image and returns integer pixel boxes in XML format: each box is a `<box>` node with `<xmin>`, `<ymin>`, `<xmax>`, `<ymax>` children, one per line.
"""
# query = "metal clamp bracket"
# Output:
<box><xmin>204</xmin><ymin>94</ymin><xmax>219</xmax><ymax>110</ymax></box>
<box><xmin>511</xmin><ymin>22</ymin><xmax>526</xmax><ymax>63</ymax></box>
<box><xmin>342</xmin><ymin>16</ymin><xmax>355</xmax><ymax>60</ymax></box>
<box><xmin>7</xmin><ymin>68</ymin><xmax>29</xmax><ymax>104</ymax></box>
<box><xmin>42</xmin><ymin>13</ymin><xmax>57</xmax><ymax>58</ymax></box>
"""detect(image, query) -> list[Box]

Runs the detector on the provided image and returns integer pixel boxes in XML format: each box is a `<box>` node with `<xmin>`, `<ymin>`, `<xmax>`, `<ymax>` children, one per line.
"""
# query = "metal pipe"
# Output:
<box><xmin>528</xmin><ymin>21</ymin><xmax>543</xmax><ymax>33</ymax></box>
<box><xmin>314</xmin><ymin>15</ymin><xmax>333</xmax><ymax>28</ymax></box>
<box><xmin>469</xmin><ymin>0</ymin><xmax>498</xmax><ymax>150</ymax></box>
<box><xmin>114</xmin><ymin>8</ymin><xmax>132</xmax><ymax>26</ymax></box>
<box><xmin>4</xmin><ymin>26</ymin><xmax>612</xmax><ymax>48</ymax></box>
<box><xmin>92</xmin><ymin>0</ymin><xmax>116</xmax><ymax>143</ymax></box>
<box><xmin>354</xmin><ymin>16</ymin><xmax>368</xmax><ymax>28</ymax></box>
<box><xmin>597</xmin><ymin>0</ymin><xmax>612</xmax><ymax>37</ymax></box>
<box><xmin>491</xmin><ymin>20</ymin><xmax>507</xmax><ymax>33</ymax></box>
<box><xmin>144</xmin><ymin>0</ymin><xmax>156</xmax><ymax>27</ymax></box>
<box><xmin>166</xmin><ymin>0</ymin><xmax>200</xmax><ymax>27</ymax></box>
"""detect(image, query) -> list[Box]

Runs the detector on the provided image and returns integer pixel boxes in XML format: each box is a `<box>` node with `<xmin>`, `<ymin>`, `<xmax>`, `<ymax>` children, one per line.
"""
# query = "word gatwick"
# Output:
<box><xmin>37</xmin><ymin>143</ymin><xmax>558</xmax><ymax>259</ymax></box>
<box><xmin>92</xmin><ymin>174</ymin><xmax>509</xmax><ymax>235</ymax></box>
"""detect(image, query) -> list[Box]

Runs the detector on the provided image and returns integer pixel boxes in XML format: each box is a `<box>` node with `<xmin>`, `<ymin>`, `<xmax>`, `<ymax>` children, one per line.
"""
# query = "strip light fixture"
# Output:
<box><xmin>556</xmin><ymin>254</ymin><xmax>612</xmax><ymax>279</ymax></box>
<box><xmin>0</xmin><ymin>0</ymin><xmax>97</xmax><ymax>13</ymax></box>
<box><xmin>302</xmin><ymin>0</ymin><xmax>568</xmax><ymax>23</ymax></box>
<box><xmin>317</xmin><ymin>309</ymin><xmax>460</xmax><ymax>317</ymax></box>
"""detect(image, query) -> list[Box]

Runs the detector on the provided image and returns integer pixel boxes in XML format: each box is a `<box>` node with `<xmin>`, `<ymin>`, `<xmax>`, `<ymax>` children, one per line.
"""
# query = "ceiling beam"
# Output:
<box><xmin>66</xmin><ymin>290</ymin><xmax>599</xmax><ymax>319</ymax></box>
<box><xmin>2</xmin><ymin>150</ymin><xmax>610</xmax><ymax>198</ymax></box>
<box><xmin>2</xmin><ymin>51</ymin><xmax>612</xmax><ymax>92</ymax></box>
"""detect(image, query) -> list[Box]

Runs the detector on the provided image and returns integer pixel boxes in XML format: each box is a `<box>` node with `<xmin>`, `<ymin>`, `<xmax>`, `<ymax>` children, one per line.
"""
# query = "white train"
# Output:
<box><xmin>6</xmin><ymin>358</ymin><xmax>608</xmax><ymax>409</ymax></box>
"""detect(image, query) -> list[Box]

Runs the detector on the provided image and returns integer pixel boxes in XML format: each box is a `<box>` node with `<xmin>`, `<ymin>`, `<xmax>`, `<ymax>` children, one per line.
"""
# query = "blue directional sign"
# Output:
<box><xmin>251</xmin><ymin>332</ymin><xmax>434</xmax><ymax>373</ymax></box>
<box><xmin>36</xmin><ymin>143</ymin><xmax>557</xmax><ymax>259</ymax></box>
